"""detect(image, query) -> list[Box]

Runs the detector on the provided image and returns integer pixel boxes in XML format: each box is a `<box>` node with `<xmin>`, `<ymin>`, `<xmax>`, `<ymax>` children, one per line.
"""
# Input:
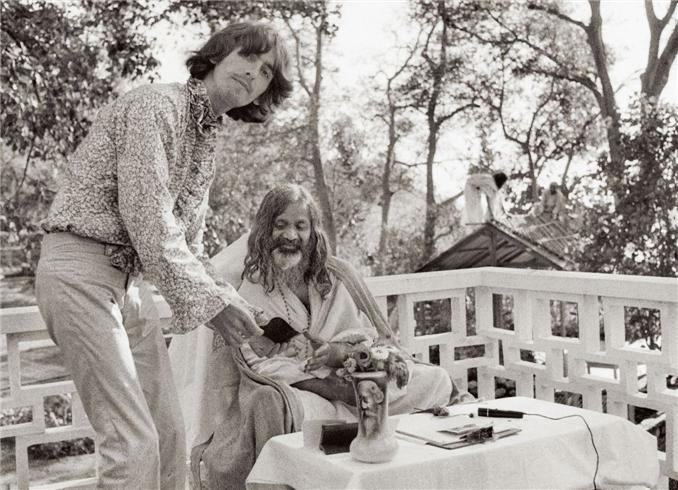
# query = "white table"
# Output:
<box><xmin>247</xmin><ymin>397</ymin><xmax>659</xmax><ymax>489</ymax></box>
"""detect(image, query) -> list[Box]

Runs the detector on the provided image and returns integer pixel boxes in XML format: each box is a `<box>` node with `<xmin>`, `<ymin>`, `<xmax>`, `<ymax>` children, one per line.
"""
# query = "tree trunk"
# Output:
<box><xmin>641</xmin><ymin>0</ymin><xmax>678</xmax><ymax>100</ymax></box>
<box><xmin>525</xmin><ymin>146</ymin><xmax>539</xmax><ymax>202</ymax></box>
<box><xmin>421</xmin><ymin>6</ymin><xmax>447</xmax><ymax>264</ymax></box>
<box><xmin>376</xmin><ymin>115</ymin><xmax>397</xmax><ymax>275</ymax></box>
<box><xmin>308</xmin><ymin>24</ymin><xmax>336</xmax><ymax>253</ymax></box>
<box><xmin>423</xmin><ymin>123</ymin><xmax>439</xmax><ymax>263</ymax></box>
<box><xmin>587</xmin><ymin>1</ymin><xmax>625</xmax><ymax>194</ymax></box>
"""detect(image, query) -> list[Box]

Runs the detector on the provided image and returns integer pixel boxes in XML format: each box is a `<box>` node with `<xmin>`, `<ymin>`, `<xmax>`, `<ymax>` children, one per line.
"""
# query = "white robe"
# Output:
<box><xmin>463</xmin><ymin>173</ymin><xmax>505</xmax><ymax>225</ymax></box>
<box><xmin>169</xmin><ymin>234</ymin><xmax>452</xmax><ymax>451</ymax></box>
<box><xmin>238</xmin><ymin>271</ymin><xmax>379</xmax><ymax>386</ymax></box>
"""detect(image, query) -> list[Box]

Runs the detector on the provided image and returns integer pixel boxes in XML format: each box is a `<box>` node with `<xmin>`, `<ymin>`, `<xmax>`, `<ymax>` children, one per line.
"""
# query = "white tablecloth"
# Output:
<box><xmin>247</xmin><ymin>397</ymin><xmax>659</xmax><ymax>489</ymax></box>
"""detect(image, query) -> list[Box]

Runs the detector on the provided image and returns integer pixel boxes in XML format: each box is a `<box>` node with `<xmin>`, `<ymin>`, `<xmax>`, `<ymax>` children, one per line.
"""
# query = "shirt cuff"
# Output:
<box><xmin>169</xmin><ymin>282</ymin><xmax>237</xmax><ymax>334</ymax></box>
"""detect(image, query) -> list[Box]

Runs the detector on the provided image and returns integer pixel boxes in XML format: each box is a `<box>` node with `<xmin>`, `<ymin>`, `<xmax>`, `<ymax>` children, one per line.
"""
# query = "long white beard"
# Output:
<box><xmin>272</xmin><ymin>248</ymin><xmax>303</xmax><ymax>271</ymax></box>
<box><xmin>273</xmin><ymin>257</ymin><xmax>306</xmax><ymax>290</ymax></box>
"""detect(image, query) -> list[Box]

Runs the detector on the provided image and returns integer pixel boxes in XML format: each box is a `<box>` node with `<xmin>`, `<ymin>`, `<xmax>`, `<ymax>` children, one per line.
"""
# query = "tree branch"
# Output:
<box><xmin>13</xmin><ymin>135</ymin><xmax>36</xmax><ymax>204</ymax></box>
<box><xmin>283</xmin><ymin>18</ymin><xmax>311</xmax><ymax>98</ymax></box>
<box><xmin>661</xmin><ymin>0</ymin><xmax>678</xmax><ymax>26</ymax></box>
<box><xmin>528</xmin><ymin>2</ymin><xmax>588</xmax><ymax>30</ymax></box>
<box><xmin>435</xmin><ymin>101</ymin><xmax>478</xmax><ymax>129</ymax></box>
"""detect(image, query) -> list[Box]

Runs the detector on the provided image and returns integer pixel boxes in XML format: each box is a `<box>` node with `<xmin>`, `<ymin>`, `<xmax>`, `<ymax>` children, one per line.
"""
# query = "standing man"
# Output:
<box><xmin>35</xmin><ymin>22</ymin><xmax>292</xmax><ymax>489</ymax></box>
<box><xmin>462</xmin><ymin>170</ymin><xmax>508</xmax><ymax>225</ymax></box>
<box><xmin>536</xmin><ymin>182</ymin><xmax>568</xmax><ymax>221</ymax></box>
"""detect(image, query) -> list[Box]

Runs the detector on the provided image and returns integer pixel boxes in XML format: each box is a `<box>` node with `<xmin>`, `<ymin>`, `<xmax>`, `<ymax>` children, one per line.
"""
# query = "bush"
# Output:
<box><xmin>0</xmin><ymin>394</ymin><xmax>94</xmax><ymax>460</ymax></box>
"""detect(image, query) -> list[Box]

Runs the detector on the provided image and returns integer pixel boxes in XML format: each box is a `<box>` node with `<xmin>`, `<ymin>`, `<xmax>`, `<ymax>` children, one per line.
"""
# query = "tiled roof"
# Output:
<box><xmin>494</xmin><ymin>214</ymin><xmax>580</xmax><ymax>262</ymax></box>
<box><xmin>419</xmin><ymin>214</ymin><xmax>579</xmax><ymax>272</ymax></box>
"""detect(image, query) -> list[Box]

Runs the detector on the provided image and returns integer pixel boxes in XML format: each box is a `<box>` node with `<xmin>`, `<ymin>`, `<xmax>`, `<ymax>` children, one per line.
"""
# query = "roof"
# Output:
<box><xmin>418</xmin><ymin>215</ymin><xmax>579</xmax><ymax>272</ymax></box>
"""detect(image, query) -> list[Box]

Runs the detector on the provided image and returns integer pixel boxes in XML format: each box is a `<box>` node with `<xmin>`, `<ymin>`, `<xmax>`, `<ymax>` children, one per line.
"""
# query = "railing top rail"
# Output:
<box><xmin>2</xmin><ymin>267</ymin><xmax>676</xmax><ymax>335</ymax></box>
<box><xmin>364</xmin><ymin>267</ymin><xmax>677</xmax><ymax>303</ymax></box>
<box><xmin>477</xmin><ymin>267</ymin><xmax>678</xmax><ymax>302</ymax></box>
<box><xmin>365</xmin><ymin>268</ymin><xmax>483</xmax><ymax>296</ymax></box>
<box><xmin>0</xmin><ymin>297</ymin><xmax>173</xmax><ymax>335</ymax></box>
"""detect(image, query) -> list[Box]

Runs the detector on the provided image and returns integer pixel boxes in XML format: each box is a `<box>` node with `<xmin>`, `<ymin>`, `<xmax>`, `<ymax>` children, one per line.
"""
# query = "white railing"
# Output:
<box><xmin>1</xmin><ymin>267</ymin><xmax>676</xmax><ymax>488</ymax></box>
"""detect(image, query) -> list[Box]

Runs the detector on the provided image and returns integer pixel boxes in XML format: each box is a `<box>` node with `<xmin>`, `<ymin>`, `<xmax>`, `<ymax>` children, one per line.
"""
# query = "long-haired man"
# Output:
<box><xmin>171</xmin><ymin>184</ymin><xmax>461</xmax><ymax>487</ymax></box>
<box><xmin>35</xmin><ymin>22</ymin><xmax>292</xmax><ymax>489</ymax></box>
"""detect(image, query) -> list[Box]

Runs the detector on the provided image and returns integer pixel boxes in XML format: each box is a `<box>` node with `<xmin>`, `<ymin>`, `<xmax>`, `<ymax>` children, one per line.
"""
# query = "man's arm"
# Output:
<box><xmin>292</xmin><ymin>374</ymin><xmax>356</xmax><ymax>406</ymax></box>
<box><xmin>186</xmin><ymin>200</ymin><xmax>263</xmax><ymax>345</ymax></box>
<box><xmin>115</xmin><ymin>88</ymin><xmax>260</xmax><ymax>339</ymax></box>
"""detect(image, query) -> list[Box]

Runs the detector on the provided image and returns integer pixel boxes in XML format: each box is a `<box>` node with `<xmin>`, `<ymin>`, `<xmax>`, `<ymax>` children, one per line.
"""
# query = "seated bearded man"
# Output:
<box><xmin>235</xmin><ymin>185</ymin><xmax>453</xmax><ymax>419</ymax></box>
<box><xmin>169</xmin><ymin>184</ymin><xmax>469</xmax><ymax>486</ymax></box>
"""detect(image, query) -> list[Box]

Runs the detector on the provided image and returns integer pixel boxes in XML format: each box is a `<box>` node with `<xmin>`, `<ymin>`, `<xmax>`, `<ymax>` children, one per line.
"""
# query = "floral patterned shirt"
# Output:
<box><xmin>42</xmin><ymin>78</ymin><xmax>237</xmax><ymax>334</ymax></box>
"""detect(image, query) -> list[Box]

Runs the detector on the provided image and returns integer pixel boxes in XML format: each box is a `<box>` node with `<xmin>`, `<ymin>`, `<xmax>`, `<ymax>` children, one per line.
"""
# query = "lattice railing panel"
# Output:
<box><xmin>367</xmin><ymin>267</ymin><xmax>678</xmax><ymax>481</ymax></box>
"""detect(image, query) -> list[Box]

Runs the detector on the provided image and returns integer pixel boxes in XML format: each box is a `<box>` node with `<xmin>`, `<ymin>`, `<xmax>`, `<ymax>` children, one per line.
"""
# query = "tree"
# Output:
<box><xmin>441</xmin><ymin>0</ymin><xmax>677</xmax><ymax>278</ymax></box>
<box><xmin>369</xmin><ymin>28</ymin><xmax>423</xmax><ymax>275</ymax></box>
<box><xmin>1</xmin><ymin>0</ymin><xmax>159</xmax><ymax>164</ymax></box>
<box><xmin>574</xmin><ymin>99</ymin><xmax>678</xmax><ymax>277</ymax></box>
<box><xmin>524</xmin><ymin>0</ymin><xmax>678</xmax><ymax>201</ymax></box>
<box><xmin>475</xmin><ymin>58</ymin><xmax>600</xmax><ymax>204</ymax></box>
<box><xmin>1</xmin><ymin>0</ymin><xmax>160</xmax><ymax>273</ymax></box>
<box><xmin>408</xmin><ymin>0</ymin><xmax>478</xmax><ymax>263</ymax></box>
<box><xmin>521</xmin><ymin>1</ymin><xmax>678</xmax><ymax>277</ymax></box>
<box><xmin>327</xmin><ymin>115</ymin><xmax>376</xmax><ymax>249</ymax></box>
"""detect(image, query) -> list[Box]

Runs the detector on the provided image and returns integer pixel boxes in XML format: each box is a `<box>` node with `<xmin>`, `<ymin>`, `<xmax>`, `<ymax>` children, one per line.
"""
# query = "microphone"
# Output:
<box><xmin>477</xmin><ymin>408</ymin><xmax>524</xmax><ymax>419</ymax></box>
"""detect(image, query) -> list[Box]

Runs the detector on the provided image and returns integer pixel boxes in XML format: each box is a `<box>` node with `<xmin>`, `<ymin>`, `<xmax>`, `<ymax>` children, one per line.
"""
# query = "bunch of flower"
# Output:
<box><xmin>336</xmin><ymin>343</ymin><xmax>410</xmax><ymax>389</ymax></box>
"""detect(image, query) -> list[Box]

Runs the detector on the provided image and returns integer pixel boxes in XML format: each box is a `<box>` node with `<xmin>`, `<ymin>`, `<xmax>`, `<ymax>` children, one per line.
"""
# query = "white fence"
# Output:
<box><xmin>1</xmin><ymin>267</ymin><xmax>677</xmax><ymax>488</ymax></box>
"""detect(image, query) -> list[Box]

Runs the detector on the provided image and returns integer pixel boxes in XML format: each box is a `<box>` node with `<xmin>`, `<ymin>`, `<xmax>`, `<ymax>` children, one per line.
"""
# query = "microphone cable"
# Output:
<box><xmin>523</xmin><ymin>412</ymin><xmax>599</xmax><ymax>490</ymax></box>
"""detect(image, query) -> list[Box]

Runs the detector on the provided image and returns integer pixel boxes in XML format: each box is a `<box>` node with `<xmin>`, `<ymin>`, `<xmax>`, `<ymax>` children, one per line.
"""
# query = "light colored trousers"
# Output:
<box><xmin>35</xmin><ymin>233</ymin><xmax>186</xmax><ymax>489</ymax></box>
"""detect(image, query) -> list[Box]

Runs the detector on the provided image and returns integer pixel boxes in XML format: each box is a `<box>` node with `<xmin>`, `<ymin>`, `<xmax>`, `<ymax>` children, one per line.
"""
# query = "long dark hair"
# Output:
<box><xmin>243</xmin><ymin>185</ymin><xmax>332</xmax><ymax>297</ymax></box>
<box><xmin>186</xmin><ymin>21</ymin><xmax>293</xmax><ymax>123</ymax></box>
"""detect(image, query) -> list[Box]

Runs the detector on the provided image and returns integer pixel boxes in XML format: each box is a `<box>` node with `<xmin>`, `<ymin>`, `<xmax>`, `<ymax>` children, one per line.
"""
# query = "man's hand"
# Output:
<box><xmin>210</xmin><ymin>295</ymin><xmax>263</xmax><ymax>346</ymax></box>
<box><xmin>248</xmin><ymin>336</ymin><xmax>292</xmax><ymax>358</ymax></box>
<box><xmin>305</xmin><ymin>342</ymin><xmax>331</xmax><ymax>371</ymax></box>
<box><xmin>305</xmin><ymin>341</ymin><xmax>348</xmax><ymax>371</ymax></box>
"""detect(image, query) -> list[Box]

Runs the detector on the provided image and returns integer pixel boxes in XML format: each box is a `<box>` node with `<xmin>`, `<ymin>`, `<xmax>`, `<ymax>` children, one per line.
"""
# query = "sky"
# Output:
<box><xmin>156</xmin><ymin>1</ymin><xmax>677</xmax><ymax>200</ymax></box>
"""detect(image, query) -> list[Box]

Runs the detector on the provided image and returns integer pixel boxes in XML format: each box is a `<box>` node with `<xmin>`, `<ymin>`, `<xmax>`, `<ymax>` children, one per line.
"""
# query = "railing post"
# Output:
<box><xmin>15</xmin><ymin>438</ymin><xmax>29</xmax><ymax>490</ymax></box>
<box><xmin>396</xmin><ymin>295</ymin><xmax>415</xmax><ymax>352</ymax></box>
<box><xmin>513</xmin><ymin>290</ymin><xmax>533</xmax><ymax>342</ymax></box>
<box><xmin>665</xmin><ymin>304</ymin><xmax>678</xmax><ymax>369</ymax></box>
<box><xmin>580</xmin><ymin>295</ymin><xmax>601</xmax><ymax>354</ymax></box>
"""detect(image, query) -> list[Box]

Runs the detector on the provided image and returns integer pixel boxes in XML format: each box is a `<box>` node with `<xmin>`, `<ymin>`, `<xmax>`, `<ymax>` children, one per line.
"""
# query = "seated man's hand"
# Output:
<box><xmin>248</xmin><ymin>336</ymin><xmax>292</xmax><ymax>358</ymax></box>
<box><xmin>305</xmin><ymin>342</ymin><xmax>347</xmax><ymax>371</ymax></box>
<box><xmin>305</xmin><ymin>342</ymin><xmax>331</xmax><ymax>371</ymax></box>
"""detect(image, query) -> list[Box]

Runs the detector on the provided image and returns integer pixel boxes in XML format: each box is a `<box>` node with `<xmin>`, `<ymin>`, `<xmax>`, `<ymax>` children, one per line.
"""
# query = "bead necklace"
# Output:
<box><xmin>276</xmin><ymin>280</ymin><xmax>312</xmax><ymax>359</ymax></box>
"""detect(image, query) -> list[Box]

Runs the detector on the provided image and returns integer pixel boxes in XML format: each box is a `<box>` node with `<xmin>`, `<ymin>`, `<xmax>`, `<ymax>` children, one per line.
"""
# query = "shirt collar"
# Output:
<box><xmin>187</xmin><ymin>77</ymin><xmax>222</xmax><ymax>132</ymax></box>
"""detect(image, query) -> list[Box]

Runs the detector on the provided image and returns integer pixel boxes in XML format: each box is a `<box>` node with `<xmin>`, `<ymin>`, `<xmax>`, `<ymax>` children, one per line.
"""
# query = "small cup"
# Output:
<box><xmin>302</xmin><ymin>418</ymin><xmax>346</xmax><ymax>449</ymax></box>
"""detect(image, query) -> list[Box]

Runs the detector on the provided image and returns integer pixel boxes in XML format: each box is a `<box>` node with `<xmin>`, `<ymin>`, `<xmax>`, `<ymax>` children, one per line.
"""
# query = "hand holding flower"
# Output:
<box><xmin>305</xmin><ymin>340</ymin><xmax>350</xmax><ymax>371</ymax></box>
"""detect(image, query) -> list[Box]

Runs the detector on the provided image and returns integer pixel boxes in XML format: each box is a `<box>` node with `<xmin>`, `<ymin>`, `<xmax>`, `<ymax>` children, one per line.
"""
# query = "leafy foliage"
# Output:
<box><xmin>203</xmin><ymin>114</ymin><xmax>311</xmax><ymax>255</ymax></box>
<box><xmin>1</xmin><ymin>0</ymin><xmax>159</xmax><ymax>161</ymax></box>
<box><xmin>575</xmin><ymin>98</ymin><xmax>678</xmax><ymax>277</ymax></box>
<box><xmin>1</xmin><ymin>0</ymin><xmax>160</xmax><ymax>274</ymax></box>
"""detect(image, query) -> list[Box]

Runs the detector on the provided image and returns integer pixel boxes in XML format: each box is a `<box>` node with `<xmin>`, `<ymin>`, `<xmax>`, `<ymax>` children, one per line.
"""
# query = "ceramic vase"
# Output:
<box><xmin>349</xmin><ymin>371</ymin><xmax>398</xmax><ymax>463</ymax></box>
